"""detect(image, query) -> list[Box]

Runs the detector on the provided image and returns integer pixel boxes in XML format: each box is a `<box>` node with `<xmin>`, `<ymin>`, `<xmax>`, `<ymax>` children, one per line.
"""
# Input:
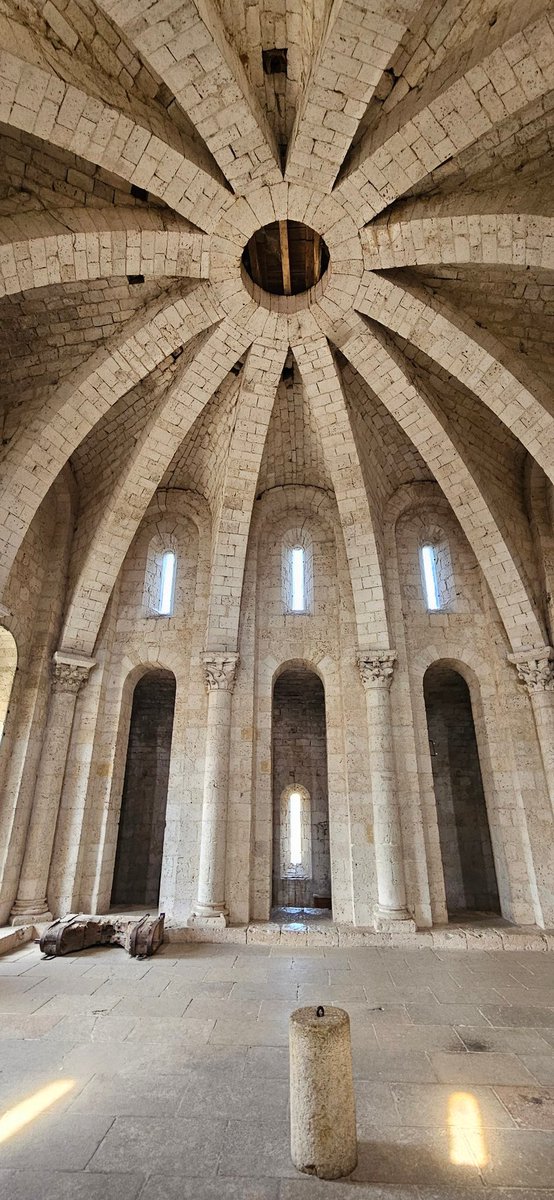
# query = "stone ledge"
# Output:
<box><xmin>0</xmin><ymin>923</ymin><xmax>36</xmax><ymax>956</ymax></box>
<box><xmin>165</xmin><ymin>920</ymin><xmax>554</xmax><ymax>951</ymax></box>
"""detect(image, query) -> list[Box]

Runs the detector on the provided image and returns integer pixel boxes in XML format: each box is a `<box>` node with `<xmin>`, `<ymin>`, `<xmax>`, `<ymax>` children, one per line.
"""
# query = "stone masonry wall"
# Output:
<box><xmin>271</xmin><ymin>666</ymin><xmax>330</xmax><ymax>909</ymax></box>
<box><xmin>388</xmin><ymin>484</ymin><xmax>552</xmax><ymax>927</ymax></box>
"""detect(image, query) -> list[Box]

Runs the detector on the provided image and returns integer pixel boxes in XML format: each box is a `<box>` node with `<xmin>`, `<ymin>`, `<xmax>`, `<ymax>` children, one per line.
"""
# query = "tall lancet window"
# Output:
<box><xmin>289</xmin><ymin>790</ymin><xmax>303</xmax><ymax>865</ymax></box>
<box><xmin>419</xmin><ymin>532</ymin><xmax>455</xmax><ymax>613</ymax></box>
<box><xmin>420</xmin><ymin>544</ymin><xmax>441</xmax><ymax>611</ymax></box>
<box><xmin>291</xmin><ymin>547</ymin><xmax>306</xmax><ymax>612</ymax></box>
<box><xmin>280</xmin><ymin>786</ymin><xmax>312</xmax><ymax>879</ymax></box>
<box><xmin>158</xmin><ymin>550</ymin><xmax>176</xmax><ymax>615</ymax></box>
<box><xmin>282</xmin><ymin>530</ymin><xmax>314</xmax><ymax>614</ymax></box>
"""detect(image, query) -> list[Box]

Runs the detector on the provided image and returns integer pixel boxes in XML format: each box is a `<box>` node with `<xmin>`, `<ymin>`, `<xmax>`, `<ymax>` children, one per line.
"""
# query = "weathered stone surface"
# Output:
<box><xmin>289</xmin><ymin>1005</ymin><xmax>357</xmax><ymax>1179</ymax></box>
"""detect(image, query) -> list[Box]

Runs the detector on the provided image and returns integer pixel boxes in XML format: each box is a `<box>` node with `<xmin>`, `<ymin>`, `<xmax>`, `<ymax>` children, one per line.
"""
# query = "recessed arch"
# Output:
<box><xmin>423</xmin><ymin>661</ymin><xmax>501</xmax><ymax>919</ymax></box>
<box><xmin>271</xmin><ymin>664</ymin><xmax>331</xmax><ymax>914</ymax></box>
<box><xmin>111</xmin><ymin>667</ymin><xmax>176</xmax><ymax>909</ymax></box>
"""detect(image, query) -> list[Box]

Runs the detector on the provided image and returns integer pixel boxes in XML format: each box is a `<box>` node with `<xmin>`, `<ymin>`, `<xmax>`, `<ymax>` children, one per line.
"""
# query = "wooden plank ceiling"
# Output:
<box><xmin>243</xmin><ymin>220</ymin><xmax>329</xmax><ymax>295</ymax></box>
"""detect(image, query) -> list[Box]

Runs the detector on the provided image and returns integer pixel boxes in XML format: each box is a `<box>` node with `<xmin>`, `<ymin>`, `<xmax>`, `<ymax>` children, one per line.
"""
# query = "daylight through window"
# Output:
<box><xmin>421</xmin><ymin>544</ymin><xmax>441</xmax><ymax>611</ymax></box>
<box><xmin>291</xmin><ymin>547</ymin><xmax>306</xmax><ymax>612</ymax></box>
<box><xmin>158</xmin><ymin>551</ymin><xmax>176</xmax><ymax>615</ymax></box>
<box><xmin>289</xmin><ymin>790</ymin><xmax>302</xmax><ymax>865</ymax></box>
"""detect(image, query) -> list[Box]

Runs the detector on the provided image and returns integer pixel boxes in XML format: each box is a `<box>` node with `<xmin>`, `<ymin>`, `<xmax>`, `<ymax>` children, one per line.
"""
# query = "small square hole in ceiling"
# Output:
<box><xmin>263</xmin><ymin>48</ymin><xmax>287</xmax><ymax>75</ymax></box>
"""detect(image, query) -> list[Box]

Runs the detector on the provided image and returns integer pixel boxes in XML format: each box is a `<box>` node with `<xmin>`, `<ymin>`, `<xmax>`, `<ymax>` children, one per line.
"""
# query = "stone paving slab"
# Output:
<box><xmin>0</xmin><ymin>941</ymin><xmax>552</xmax><ymax>1194</ymax></box>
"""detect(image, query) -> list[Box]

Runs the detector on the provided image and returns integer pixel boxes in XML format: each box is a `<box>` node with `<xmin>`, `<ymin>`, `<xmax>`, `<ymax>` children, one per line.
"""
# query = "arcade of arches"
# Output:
<box><xmin>0</xmin><ymin>0</ymin><xmax>554</xmax><ymax>944</ymax></box>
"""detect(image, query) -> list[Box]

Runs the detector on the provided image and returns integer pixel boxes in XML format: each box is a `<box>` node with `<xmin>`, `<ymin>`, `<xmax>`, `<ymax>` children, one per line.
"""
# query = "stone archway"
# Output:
<box><xmin>111</xmin><ymin>669</ymin><xmax>176</xmax><ymax>908</ymax></box>
<box><xmin>271</xmin><ymin>666</ymin><xmax>331</xmax><ymax>914</ymax></box>
<box><xmin>424</xmin><ymin>663</ymin><xmax>500</xmax><ymax>917</ymax></box>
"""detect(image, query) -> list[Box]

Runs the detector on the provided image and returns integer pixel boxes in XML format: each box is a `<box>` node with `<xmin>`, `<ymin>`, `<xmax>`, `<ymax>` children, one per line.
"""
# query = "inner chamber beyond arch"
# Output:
<box><xmin>111</xmin><ymin>669</ymin><xmax>176</xmax><ymax>908</ymax></box>
<box><xmin>424</xmin><ymin>664</ymin><xmax>500</xmax><ymax>918</ymax></box>
<box><xmin>271</xmin><ymin>666</ymin><xmax>331</xmax><ymax>912</ymax></box>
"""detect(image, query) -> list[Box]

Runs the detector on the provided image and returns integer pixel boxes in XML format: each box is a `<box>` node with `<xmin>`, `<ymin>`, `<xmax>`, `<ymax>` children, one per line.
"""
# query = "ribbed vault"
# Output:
<box><xmin>0</xmin><ymin>0</ymin><xmax>552</xmax><ymax>665</ymax></box>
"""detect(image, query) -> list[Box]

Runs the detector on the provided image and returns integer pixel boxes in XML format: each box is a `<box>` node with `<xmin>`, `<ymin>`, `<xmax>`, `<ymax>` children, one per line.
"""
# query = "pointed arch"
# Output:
<box><xmin>0</xmin><ymin>283</ymin><xmax>222</xmax><ymax>594</ymax></box>
<box><xmin>59</xmin><ymin>318</ymin><xmax>256</xmax><ymax>656</ymax></box>
<box><xmin>96</xmin><ymin>0</ymin><xmax>282</xmax><ymax>193</ymax></box>
<box><xmin>338</xmin><ymin>10</ymin><xmax>554</xmax><ymax>224</ymax></box>
<box><xmin>285</xmin><ymin>0</ymin><xmax>420</xmax><ymax>192</ymax></box>
<box><xmin>0</xmin><ymin>49</ymin><xmax>229</xmax><ymax>230</ymax></box>
<box><xmin>362</xmin><ymin>212</ymin><xmax>554</xmax><ymax>272</ymax></box>
<box><xmin>356</xmin><ymin>272</ymin><xmax>554</xmax><ymax>488</ymax></box>
<box><xmin>317</xmin><ymin>306</ymin><xmax>546</xmax><ymax>653</ymax></box>
<box><xmin>0</xmin><ymin>208</ymin><xmax>209</xmax><ymax>299</ymax></box>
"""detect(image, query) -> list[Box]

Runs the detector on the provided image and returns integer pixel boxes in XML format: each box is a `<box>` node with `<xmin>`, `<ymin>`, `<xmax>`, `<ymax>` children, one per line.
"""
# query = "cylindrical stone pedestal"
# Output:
<box><xmin>289</xmin><ymin>1006</ymin><xmax>357</xmax><ymax>1180</ymax></box>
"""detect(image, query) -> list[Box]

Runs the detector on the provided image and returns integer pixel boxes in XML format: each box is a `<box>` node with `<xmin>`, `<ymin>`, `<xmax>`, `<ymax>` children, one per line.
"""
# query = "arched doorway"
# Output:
<box><xmin>0</xmin><ymin>627</ymin><xmax>17</xmax><ymax>745</ymax></box>
<box><xmin>111</xmin><ymin>669</ymin><xmax>176</xmax><ymax>908</ymax></box>
<box><xmin>424</xmin><ymin>664</ymin><xmax>500</xmax><ymax>917</ymax></box>
<box><xmin>271</xmin><ymin>666</ymin><xmax>331</xmax><ymax>916</ymax></box>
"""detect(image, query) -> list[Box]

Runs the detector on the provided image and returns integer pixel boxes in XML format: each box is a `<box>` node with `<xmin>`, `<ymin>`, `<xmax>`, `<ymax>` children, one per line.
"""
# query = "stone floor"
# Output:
<box><xmin>0</xmin><ymin>940</ymin><xmax>553</xmax><ymax>1199</ymax></box>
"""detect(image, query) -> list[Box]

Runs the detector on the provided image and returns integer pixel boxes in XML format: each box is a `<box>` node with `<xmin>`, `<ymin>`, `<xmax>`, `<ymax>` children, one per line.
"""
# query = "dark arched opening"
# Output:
<box><xmin>271</xmin><ymin>666</ymin><xmax>331</xmax><ymax>917</ymax></box>
<box><xmin>111</xmin><ymin>669</ymin><xmax>176</xmax><ymax>907</ymax></box>
<box><xmin>424</xmin><ymin>664</ymin><xmax>500</xmax><ymax>917</ymax></box>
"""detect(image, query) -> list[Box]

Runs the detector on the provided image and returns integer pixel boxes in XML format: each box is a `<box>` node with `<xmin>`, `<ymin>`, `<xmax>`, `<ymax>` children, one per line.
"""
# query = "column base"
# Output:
<box><xmin>373</xmin><ymin>905</ymin><xmax>416</xmax><ymax>933</ymax></box>
<box><xmin>10</xmin><ymin>902</ymin><xmax>53</xmax><ymax>926</ymax></box>
<box><xmin>188</xmin><ymin>905</ymin><xmax>228</xmax><ymax>928</ymax></box>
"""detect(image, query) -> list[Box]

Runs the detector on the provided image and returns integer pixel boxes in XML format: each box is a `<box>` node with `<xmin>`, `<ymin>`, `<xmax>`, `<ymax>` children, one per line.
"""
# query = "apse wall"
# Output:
<box><xmin>386</xmin><ymin>482</ymin><xmax>553</xmax><ymax>928</ymax></box>
<box><xmin>232</xmin><ymin>484</ymin><xmax>376</xmax><ymax>927</ymax></box>
<box><xmin>47</xmin><ymin>489</ymin><xmax>212</xmax><ymax>920</ymax></box>
<box><xmin>3</xmin><ymin>474</ymin><xmax>553</xmax><ymax>930</ymax></box>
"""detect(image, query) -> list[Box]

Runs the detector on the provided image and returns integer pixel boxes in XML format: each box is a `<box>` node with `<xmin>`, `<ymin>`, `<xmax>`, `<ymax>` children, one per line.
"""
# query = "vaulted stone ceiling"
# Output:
<box><xmin>0</xmin><ymin>0</ymin><xmax>553</xmax><ymax>662</ymax></box>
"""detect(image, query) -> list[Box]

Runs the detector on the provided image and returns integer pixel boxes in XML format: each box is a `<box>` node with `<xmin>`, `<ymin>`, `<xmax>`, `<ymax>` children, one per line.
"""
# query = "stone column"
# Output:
<box><xmin>358</xmin><ymin>650</ymin><xmax>415</xmax><ymax>931</ymax></box>
<box><xmin>10</xmin><ymin>651</ymin><xmax>94</xmax><ymax>924</ymax></box>
<box><xmin>508</xmin><ymin>646</ymin><xmax>554</xmax><ymax>810</ymax></box>
<box><xmin>191</xmin><ymin>652</ymin><xmax>239</xmax><ymax>926</ymax></box>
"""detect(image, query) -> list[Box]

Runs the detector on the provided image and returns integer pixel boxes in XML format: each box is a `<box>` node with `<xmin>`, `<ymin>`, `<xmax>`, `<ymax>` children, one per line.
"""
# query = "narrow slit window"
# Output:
<box><xmin>421</xmin><ymin>544</ymin><xmax>441</xmax><ymax>611</ymax></box>
<box><xmin>289</xmin><ymin>790</ymin><xmax>302</xmax><ymax>865</ymax></box>
<box><xmin>291</xmin><ymin>546</ymin><xmax>306</xmax><ymax>612</ymax></box>
<box><xmin>158</xmin><ymin>550</ymin><xmax>176</xmax><ymax>615</ymax></box>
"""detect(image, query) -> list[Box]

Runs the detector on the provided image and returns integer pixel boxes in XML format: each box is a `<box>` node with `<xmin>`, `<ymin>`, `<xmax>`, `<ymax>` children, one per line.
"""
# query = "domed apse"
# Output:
<box><xmin>243</xmin><ymin>220</ymin><xmax>329</xmax><ymax>296</ymax></box>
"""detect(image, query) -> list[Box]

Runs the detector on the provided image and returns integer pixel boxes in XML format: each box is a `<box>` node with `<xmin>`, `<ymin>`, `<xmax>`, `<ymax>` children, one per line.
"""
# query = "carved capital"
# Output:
<box><xmin>357</xmin><ymin>649</ymin><xmax>397</xmax><ymax>689</ymax></box>
<box><xmin>202</xmin><ymin>652</ymin><xmax>239</xmax><ymax>693</ymax></box>
<box><xmin>51</xmin><ymin>652</ymin><xmax>94</xmax><ymax>695</ymax></box>
<box><xmin>508</xmin><ymin>647</ymin><xmax>554</xmax><ymax>694</ymax></box>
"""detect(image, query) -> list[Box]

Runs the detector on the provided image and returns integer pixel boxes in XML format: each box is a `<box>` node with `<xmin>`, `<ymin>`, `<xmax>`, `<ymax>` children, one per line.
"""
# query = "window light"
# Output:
<box><xmin>291</xmin><ymin>546</ymin><xmax>306</xmax><ymax>612</ymax></box>
<box><xmin>421</xmin><ymin>544</ymin><xmax>441</xmax><ymax>611</ymax></box>
<box><xmin>158</xmin><ymin>550</ymin><xmax>176</xmax><ymax>615</ymax></box>
<box><xmin>289</xmin><ymin>790</ymin><xmax>302</xmax><ymax>865</ymax></box>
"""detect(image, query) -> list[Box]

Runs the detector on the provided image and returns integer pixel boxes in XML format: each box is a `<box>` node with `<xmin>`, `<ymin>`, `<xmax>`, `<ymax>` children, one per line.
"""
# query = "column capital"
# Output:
<box><xmin>357</xmin><ymin>649</ymin><xmax>397</xmax><ymax>689</ymax></box>
<box><xmin>51</xmin><ymin>651</ymin><xmax>95</xmax><ymax>695</ymax></box>
<box><xmin>508</xmin><ymin>646</ymin><xmax>554</xmax><ymax>694</ymax></box>
<box><xmin>201</xmin><ymin>652</ymin><xmax>239</xmax><ymax>693</ymax></box>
